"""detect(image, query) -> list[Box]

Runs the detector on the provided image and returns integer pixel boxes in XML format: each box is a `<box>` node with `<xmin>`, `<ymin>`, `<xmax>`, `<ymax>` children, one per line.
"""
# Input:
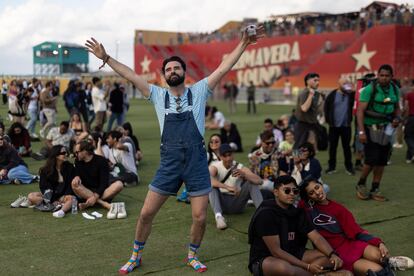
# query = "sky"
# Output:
<box><xmin>0</xmin><ymin>0</ymin><xmax>410</xmax><ymax>75</ymax></box>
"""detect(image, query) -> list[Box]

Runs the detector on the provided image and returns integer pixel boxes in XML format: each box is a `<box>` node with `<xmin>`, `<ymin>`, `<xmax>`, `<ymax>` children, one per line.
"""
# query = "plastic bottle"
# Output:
<box><xmin>71</xmin><ymin>197</ymin><xmax>78</xmax><ymax>214</ymax></box>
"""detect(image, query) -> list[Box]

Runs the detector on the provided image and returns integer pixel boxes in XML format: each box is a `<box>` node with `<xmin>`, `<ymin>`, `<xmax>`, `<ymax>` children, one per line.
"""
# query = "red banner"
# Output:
<box><xmin>134</xmin><ymin>25</ymin><xmax>414</xmax><ymax>89</ymax></box>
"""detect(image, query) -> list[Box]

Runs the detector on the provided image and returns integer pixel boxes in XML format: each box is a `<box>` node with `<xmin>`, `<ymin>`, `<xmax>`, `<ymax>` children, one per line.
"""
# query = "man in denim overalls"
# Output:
<box><xmin>85</xmin><ymin>25</ymin><xmax>265</xmax><ymax>274</ymax></box>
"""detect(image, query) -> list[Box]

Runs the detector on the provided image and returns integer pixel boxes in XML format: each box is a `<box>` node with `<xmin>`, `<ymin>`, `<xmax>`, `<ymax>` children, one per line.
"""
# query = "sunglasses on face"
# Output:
<box><xmin>282</xmin><ymin>187</ymin><xmax>299</xmax><ymax>195</ymax></box>
<box><xmin>175</xmin><ymin>97</ymin><xmax>182</xmax><ymax>113</ymax></box>
<box><xmin>58</xmin><ymin>151</ymin><xmax>68</xmax><ymax>156</ymax></box>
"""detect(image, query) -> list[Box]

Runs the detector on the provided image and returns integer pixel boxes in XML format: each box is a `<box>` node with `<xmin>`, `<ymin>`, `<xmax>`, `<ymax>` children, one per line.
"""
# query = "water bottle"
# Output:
<box><xmin>71</xmin><ymin>197</ymin><xmax>78</xmax><ymax>214</ymax></box>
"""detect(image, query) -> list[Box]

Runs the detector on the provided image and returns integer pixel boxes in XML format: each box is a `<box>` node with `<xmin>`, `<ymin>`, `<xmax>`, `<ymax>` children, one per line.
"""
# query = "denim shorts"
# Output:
<box><xmin>149</xmin><ymin>143</ymin><xmax>211</xmax><ymax>197</ymax></box>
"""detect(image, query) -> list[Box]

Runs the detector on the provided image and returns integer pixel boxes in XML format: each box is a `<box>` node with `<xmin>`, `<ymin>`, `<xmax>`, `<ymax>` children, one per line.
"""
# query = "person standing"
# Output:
<box><xmin>1</xmin><ymin>80</ymin><xmax>8</xmax><ymax>105</ymax></box>
<box><xmin>107</xmin><ymin>83</ymin><xmax>124</xmax><ymax>132</ymax></box>
<box><xmin>247</xmin><ymin>81</ymin><xmax>256</xmax><ymax>114</ymax></box>
<box><xmin>39</xmin><ymin>81</ymin><xmax>58</xmax><ymax>138</ymax></box>
<box><xmin>356</xmin><ymin>64</ymin><xmax>401</xmax><ymax>202</ymax></box>
<box><xmin>324</xmin><ymin>76</ymin><xmax>355</xmax><ymax>175</ymax></box>
<box><xmin>91</xmin><ymin>77</ymin><xmax>109</xmax><ymax>130</ymax></box>
<box><xmin>85</xmin><ymin>24</ymin><xmax>265</xmax><ymax>274</ymax></box>
<box><xmin>294</xmin><ymin>73</ymin><xmax>324</xmax><ymax>149</ymax></box>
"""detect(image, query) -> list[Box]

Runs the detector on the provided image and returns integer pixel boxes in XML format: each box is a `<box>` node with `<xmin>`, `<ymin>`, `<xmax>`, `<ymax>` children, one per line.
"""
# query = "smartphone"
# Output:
<box><xmin>322</xmin><ymin>264</ymin><xmax>335</xmax><ymax>271</ymax></box>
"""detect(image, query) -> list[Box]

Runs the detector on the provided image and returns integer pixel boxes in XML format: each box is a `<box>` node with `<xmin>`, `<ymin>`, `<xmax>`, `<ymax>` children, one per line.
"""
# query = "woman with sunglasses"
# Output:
<box><xmin>177</xmin><ymin>134</ymin><xmax>222</xmax><ymax>203</ymax></box>
<box><xmin>248</xmin><ymin>175</ymin><xmax>345</xmax><ymax>276</ymax></box>
<box><xmin>25</xmin><ymin>145</ymin><xmax>76</xmax><ymax>218</ymax></box>
<box><xmin>298</xmin><ymin>178</ymin><xmax>413</xmax><ymax>275</ymax></box>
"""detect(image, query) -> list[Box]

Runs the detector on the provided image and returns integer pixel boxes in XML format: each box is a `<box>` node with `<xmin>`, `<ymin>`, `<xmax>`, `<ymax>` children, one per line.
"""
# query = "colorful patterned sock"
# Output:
<box><xmin>118</xmin><ymin>240</ymin><xmax>145</xmax><ymax>274</ymax></box>
<box><xmin>187</xmin><ymin>244</ymin><xmax>207</xmax><ymax>273</ymax></box>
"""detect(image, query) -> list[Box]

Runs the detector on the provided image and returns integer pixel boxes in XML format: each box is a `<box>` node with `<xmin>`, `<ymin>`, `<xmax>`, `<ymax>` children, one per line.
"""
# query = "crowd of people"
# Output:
<box><xmin>1</xmin><ymin>76</ymin><xmax>141</xmax><ymax>219</ymax></box>
<box><xmin>2</xmin><ymin>26</ymin><xmax>414</xmax><ymax>276</ymax></box>
<box><xmin>142</xmin><ymin>2</ymin><xmax>414</xmax><ymax>46</ymax></box>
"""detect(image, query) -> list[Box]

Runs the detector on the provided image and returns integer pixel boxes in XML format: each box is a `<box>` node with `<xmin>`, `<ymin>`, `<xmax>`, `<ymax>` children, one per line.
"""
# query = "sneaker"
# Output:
<box><xmin>215</xmin><ymin>215</ymin><xmax>227</xmax><ymax>230</ymax></box>
<box><xmin>52</xmin><ymin>210</ymin><xmax>65</xmax><ymax>218</ymax></box>
<box><xmin>107</xmin><ymin>203</ymin><xmax>118</xmax><ymax>219</ymax></box>
<box><xmin>117</xmin><ymin>202</ymin><xmax>127</xmax><ymax>219</ymax></box>
<box><xmin>389</xmin><ymin>256</ymin><xmax>414</xmax><ymax>271</ymax></box>
<box><xmin>325</xmin><ymin>168</ymin><xmax>337</xmax><ymax>175</ymax></box>
<box><xmin>19</xmin><ymin>197</ymin><xmax>32</xmax><ymax>208</ymax></box>
<box><xmin>370</xmin><ymin>189</ymin><xmax>388</xmax><ymax>202</ymax></box>
<box><xmin>345</xmin><ymin>168</ymin><xmax>355</xmax><ymax>176</ymax></box>
<box><xmin>30</xmin><ymin>133</ymin><xmax>39</xmax><ymax>139</ymax></box>
<box><xmin>393</xmin><ymin>143</ymin><xmax>403</xmax><ymax>148</ymax></box>
<box><xmin>10</xmin><ymin>195</ymin><xmax>27</xmax><ymax>208</ymax></box>
<box><xmin>356</xmin><ymin>185</ymin><xmax>370</xmax><ymax>200</ymax></box>
<box><xmin>12</xmin><ymin>179</ymin><xmax>22</xmax><ymax>185</ymax></box>
<box><xmin>31</xmin><ymin>152</ymin><xmax>46</xmax><ymax>161</ymax></box>
<box><xmin>32</xmin><ymin>175</ymin><xmax>40</xmax><ymax>183</ymax></box>
<box><xmin>406</xmin><ymin>159</ymin><xmax>413</xmax><ymax>164</ymax></box>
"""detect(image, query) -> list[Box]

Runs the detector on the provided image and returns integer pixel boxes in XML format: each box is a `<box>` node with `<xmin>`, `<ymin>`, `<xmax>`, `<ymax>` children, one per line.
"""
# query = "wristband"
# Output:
<box><xmin>99</xmin><ymin>55</ymin><xmax>110</xmax><ymax>69</ymax></box>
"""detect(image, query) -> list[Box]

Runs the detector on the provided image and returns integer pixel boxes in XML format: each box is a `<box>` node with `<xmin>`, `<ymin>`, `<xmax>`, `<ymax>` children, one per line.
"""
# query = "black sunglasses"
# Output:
<box><xmin>58</xmin><ymin>151</ymin><xmax>68</xmax><ymax>156</ymax></box>
<box><xmin>283</xmin><ymin>187</ymin><xmax>299</xmax><ymax>195</ymax></box>
<box><xmin>175</xmin><ymin>97</ymin><xmax>182</xmax><ymax>113</ymax></box>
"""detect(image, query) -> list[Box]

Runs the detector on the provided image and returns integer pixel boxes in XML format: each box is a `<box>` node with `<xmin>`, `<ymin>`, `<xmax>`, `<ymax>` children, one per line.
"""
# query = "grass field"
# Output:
<box><xmin>1</xmin><ymin>98</ymin><xmax>413</xmax><ymax>276</ymax></box>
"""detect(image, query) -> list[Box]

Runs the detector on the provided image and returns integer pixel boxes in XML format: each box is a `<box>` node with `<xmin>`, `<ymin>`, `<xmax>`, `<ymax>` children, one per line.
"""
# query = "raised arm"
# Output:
<box><xmin>85</xmin><ymin>38</ymin><xmax>150</xmax><ymax>98</ymax></box>
<box><xmin>207</xmin><ymin>25</ymin><xmax>265</xmax><ymax>91</ymax></box>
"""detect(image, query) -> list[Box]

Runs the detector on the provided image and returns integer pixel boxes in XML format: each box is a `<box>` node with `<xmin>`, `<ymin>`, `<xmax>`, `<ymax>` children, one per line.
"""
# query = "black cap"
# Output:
<box><xmin>219</xmin><ymin>144</ymin><xmax>233</xmax><ymax>155</ymax></box>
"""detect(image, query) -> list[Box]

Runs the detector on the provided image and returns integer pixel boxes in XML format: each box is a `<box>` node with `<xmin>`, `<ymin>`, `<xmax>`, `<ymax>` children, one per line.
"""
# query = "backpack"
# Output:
<box><xmin>365</xmin><ymin>80</ymin><xmax>398</xmax><ymax>120</ymax></box>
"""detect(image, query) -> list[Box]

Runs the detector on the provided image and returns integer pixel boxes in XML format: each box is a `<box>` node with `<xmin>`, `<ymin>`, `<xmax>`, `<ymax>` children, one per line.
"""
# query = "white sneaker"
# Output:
<box><xmin>389</xmin><ymin>256</ymin><xmax>414</xmax><ymax>271</ymax></box>
<box><xmin>52</xmin><ymin>210</ymin><xmax>65</xmax><ymax>218</ymax></box>
<box><xmin>19</xmin><ymin>197</ymin><xmax>31</xmax><ymax>208</ymax></box>
<box><xmin>10</xmin><ymin>196</ymin><xmax>26</xmax><ymax>208</ymax></box>
<box><xmin>107</xmin><ymin>203</ymin><xmax>118</xmax><ymax>219</ymax></box>
<box><xmin>117</xmin><ymin>202</ymin><xmax>127</xmax><ymax>219</ymax></box>
<box><xmin>215</xmin><ymin>215</ymin><xmax>227</xmax><ymax>230</ymax></box>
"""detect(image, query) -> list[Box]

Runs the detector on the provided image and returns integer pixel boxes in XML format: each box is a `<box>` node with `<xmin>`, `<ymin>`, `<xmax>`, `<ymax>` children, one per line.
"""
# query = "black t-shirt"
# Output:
<box><xmin>75</xmin><ymin>154</ymin><xmax>110</xmax><ymax>196</ymax></box>
<box><xmin>248</xmin><ymin>200</ymin><xmax>314</xmax><ymax>270</ymax></box>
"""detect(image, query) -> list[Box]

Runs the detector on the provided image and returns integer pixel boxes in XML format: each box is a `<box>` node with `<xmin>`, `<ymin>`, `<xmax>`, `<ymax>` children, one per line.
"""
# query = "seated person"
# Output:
<box><xmin>278</xmin><ymin>129</ymin><xmax>295</xmax><ymax>156</ymax></box>
<box><xmin>0</xmin><ymin>134</ymin><xmax>37</xmax><ymax>185</ymax></box>
<box><xmin>71</xmin><ymin>140</ymin><xmax>125</xmax><ymax>219</ymax></box>
<box><xmin>220</xmin><ymin>120</ymin><xmax>243</xmax><ymax>152</ymax></box>
<box><xmin>209</xmin><ymin>144</ymin><xmax>263</xmax><ymax>230</ymax></box>
<box><xmin>299</xmin><ymin>178</ymin><xmax>414</xmax><ymax>275</ymax></box>
<box><xmin>106</xmin><ymin>130</ymin><xmax>138</xmax><ymax>185</ymax></box>
<box><xmin>14</xmin><ymin>145</ymin><xmax>76</xmax><ymax>218</ymax></box>
<box><xmin>205</xmin><ymin>106</ymin><xmax>225</xmax><ymax>130</ymax></box>
<box><xmin>248</xmin><ymin>175</ymin><xmax>345</xmax><ymax>276</ymax></box>
<box><xmin>249</xmin><ymin>130</ymin><xmax>279</xmax><ymax>191</ymax></box>
<box><xmin>69</xmin><ymin>112</ymin><xmax>89</xmax><ymax>142</ymax></box>
<box><xmin>255</xmin><ymin>118</ymin><xmax>283</xmax><ymax>148</ymax></box>
<box><xmin>91</xmin><ymin>131</ymin><xmax>110</xmax><ymax>159</ymax></box>
<box><xmin>31</xmin><ymin>121</ymin><xmax>75</xmax><ymax>160</ymax></box>
<box><xmin>7</xmin><ymin>122</ymin><xmax>32</xmax><ymax>157</ymax></box>
<box><xmin>279</xmin><ymin>142</ymin><xmax>322</xmax><ymax>183</ymax></box>
<box><xmin>276</xmin><ymin>114</ymin><xmax>290</xmax><ymax>132</ymax></box>
<box><xmin>122</xmin><ymin>122</ymin><xmax>143</xmax><ymax>163</ymax></box>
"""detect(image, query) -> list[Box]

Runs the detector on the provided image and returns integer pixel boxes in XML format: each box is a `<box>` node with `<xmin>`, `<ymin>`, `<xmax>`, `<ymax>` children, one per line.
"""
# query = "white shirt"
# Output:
<box><xmin>46</xmin><ymin>127</ymin><xmax>75</xmax><ymax>148</ymax></box>
<box><xmin>28</xmin><ymin>90</ymin><xmax>38</xmax><ymax>111</ymax></box>
<box><xmin>92</xmin><ymin>86</ymin><xmax>107</xmax><ymax>112</ymax></box>
<box><xmin>213</xmin><ymin>111</ymin><xmax>225</xmax><ymax>128</ymax></box>
<box><xmin>108</xmin><ymin>142</ymin><xmax>137</xmax><ymax>175</ymax></box>
<box><xmin>210</xmin><ymin>160</ymin><xmax>243</xmax><ymax>195</ymax></box>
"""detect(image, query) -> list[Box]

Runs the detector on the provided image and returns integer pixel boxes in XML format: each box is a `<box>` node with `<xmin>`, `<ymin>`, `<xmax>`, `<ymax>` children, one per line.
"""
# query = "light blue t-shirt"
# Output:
<box><xmin>147</xmin><ymin>78</ymin><xmax>212</xmax><ymax>136</ymax></box>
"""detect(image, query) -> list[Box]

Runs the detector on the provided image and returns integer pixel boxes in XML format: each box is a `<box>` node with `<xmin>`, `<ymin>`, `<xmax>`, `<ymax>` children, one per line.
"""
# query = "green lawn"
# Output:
<box><xmin>1</xmin><ymin>99</ymin><xmax>413</xmax><ymax>276</ymax></box>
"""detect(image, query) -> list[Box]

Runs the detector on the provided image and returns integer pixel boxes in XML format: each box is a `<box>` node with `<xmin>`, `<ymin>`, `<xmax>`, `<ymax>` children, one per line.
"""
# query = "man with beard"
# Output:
<box><xmin>85</xmin><ymin>25</ymin><xmax>265</xmax><ymax>274</ymax></box>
